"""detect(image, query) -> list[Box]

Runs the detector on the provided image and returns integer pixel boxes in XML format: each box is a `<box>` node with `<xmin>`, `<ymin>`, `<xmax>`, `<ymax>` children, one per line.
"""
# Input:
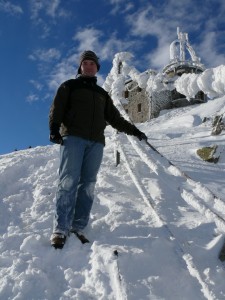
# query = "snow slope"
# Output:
<box><xmin>0</xmin><ymin>96</ymin><xmax>225</xmax><ymax>300</ymax></box>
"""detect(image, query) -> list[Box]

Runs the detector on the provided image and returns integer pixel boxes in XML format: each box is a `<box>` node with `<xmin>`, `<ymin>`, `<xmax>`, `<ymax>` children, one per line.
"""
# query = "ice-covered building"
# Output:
<box><xmin>122</xmin><ymin>69</ymin><xmax>157</xmax><ymax>123</ymax></box>
<box><xmin>123</xmin><ymin>28</ymin><xmax>207</xmax><ymax>122</ymax></box>
<box><xmin>163</xmin><ymin>27</ymin><xmax>206</xmax><ymax>107</ymax></box>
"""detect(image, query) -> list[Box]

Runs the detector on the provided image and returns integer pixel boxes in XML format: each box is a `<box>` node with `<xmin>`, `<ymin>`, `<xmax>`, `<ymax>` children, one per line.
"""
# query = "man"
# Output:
<box><xmin>49</xmin><ymin>50</ymin><xmax>147</xmax><ymax>249</ymax></box>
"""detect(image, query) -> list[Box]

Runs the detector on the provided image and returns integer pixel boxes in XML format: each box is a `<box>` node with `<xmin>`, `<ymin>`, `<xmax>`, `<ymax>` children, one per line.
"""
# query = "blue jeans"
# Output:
<box><xmin>53</xmin><ymin>136</ymin><xmax>104</xmax><ymax>236</ymax></box>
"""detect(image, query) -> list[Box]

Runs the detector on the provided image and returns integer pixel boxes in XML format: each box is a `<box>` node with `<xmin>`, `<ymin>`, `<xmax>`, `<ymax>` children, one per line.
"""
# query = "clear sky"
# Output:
<box><xmin>1</xmin><ymin>0</ymin><xmax>225</xmax><ymax>155</ymax></box>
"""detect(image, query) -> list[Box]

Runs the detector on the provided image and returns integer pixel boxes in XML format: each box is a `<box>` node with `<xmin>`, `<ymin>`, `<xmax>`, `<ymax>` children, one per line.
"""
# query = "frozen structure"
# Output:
<box><xmin>122</xmin><ymin>69</ymin><xmax>157</xmax><ymax>122</ymax></box>
<box><xmin>166</xmin><ymin>27</ymin><xmax>204</xmax><ymax>76</ymax></box>
<box><xmin>163</xmin><ymin>27</ymin><xmax>206</xmax><ymax>107</ymax></box>
<box><xmin>104</xmin><ymin>28</ymin><xmax>207</xmax><ymax>123</ymax></box>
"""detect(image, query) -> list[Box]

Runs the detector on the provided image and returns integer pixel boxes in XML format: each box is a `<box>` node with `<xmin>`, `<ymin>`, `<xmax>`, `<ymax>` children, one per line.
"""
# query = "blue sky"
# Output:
<box><xmin>1</xmin><ymin>0</ymin><xmax>225</xmax><ymax>155</ymax></box>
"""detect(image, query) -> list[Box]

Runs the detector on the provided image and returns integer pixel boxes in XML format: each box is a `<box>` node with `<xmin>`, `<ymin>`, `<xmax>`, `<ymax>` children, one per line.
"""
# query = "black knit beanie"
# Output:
<box><xmin>78</xmin><ymin>50</ymin><xmax>100</xmax><ymax>74</ymax></box>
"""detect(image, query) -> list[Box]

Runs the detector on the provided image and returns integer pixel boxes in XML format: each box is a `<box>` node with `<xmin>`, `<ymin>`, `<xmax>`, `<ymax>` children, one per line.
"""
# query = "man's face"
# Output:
<box><xmin>81</xmin><ymin>60</ymin><xmax>98</xmax><ymax>76</ymax></box>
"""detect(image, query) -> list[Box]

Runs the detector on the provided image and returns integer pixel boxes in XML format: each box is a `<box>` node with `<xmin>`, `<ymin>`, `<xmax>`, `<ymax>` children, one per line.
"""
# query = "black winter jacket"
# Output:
<box><xmin>49</xmin><ymin>76</ymin><xmax>139</xmax><ymax>145</ymax></box>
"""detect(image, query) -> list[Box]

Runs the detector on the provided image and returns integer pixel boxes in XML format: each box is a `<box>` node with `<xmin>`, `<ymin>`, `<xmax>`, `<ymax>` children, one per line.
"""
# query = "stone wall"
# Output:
<box><xmin>123</xmin><ymin>82</ymin><xmax>149</xmax><ymax>123</ymax></box>
<box><xmin>150</xmin><ymin>90</ymin><xmax>172</xmax><ymax>118</ymax></box>
<box><xmin>123</xmin><ymin>82</ymin><xmax>172</xmax><ymax>123</ymax></box>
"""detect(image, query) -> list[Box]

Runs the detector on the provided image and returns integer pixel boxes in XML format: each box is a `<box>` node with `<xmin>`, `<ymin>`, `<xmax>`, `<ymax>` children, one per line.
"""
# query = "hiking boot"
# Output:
<box><xmin>70</xmin><ymin>230</ymin><xmax>90</xmax><ymax>244</ymax></box>
<box><xmin>51</xmin><ymin>233</ymin><xmax>66</xmax><ymax>249</ymax></box>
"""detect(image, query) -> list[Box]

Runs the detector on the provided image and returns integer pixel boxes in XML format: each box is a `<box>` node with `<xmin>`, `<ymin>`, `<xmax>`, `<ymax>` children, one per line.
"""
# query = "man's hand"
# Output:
<box><xmin>49</xmin><ymin>123</ymin><xmax>63</xmax><ymax>145</ymax></box>
<box><xmin>137</xmin><ymin>132</ymin><xmax>148</xmax><ymax>141</ymax></box>
<box><xmin>133</xmin><ymin>128</ymin><xmax>148</xmax><ymax>142</ymax></box>
<box><xmin>50</xmin><ymin>132</ymin><xmax>63</xmax><ymax>145</ymax></box>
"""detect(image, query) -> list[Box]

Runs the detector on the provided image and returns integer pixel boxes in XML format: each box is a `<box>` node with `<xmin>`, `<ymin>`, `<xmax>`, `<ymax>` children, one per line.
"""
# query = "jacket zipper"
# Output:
<box><xmin>90</xmin><ymin>84</ymin><xmax>96</xmax><ymax>140</ymax></box>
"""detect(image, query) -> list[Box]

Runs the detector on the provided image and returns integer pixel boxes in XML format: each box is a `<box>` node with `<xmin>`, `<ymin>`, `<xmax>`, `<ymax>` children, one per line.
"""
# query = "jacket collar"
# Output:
<box><xmin>78</xmin><ymin>75</ymin><xmax>97</xmax><ymax>85</ymax></box>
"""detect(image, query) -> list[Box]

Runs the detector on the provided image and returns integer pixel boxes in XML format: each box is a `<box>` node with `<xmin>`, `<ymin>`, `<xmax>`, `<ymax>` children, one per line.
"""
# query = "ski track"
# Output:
<box><xmin>1</xmin><ymin>128</ymin><xmax>225</xmax><ymax>299</ymax></box>
<box><xmin>117</xmin><ymin>133</ymin><xmax>225</xmax><ymax>299</ymax></box>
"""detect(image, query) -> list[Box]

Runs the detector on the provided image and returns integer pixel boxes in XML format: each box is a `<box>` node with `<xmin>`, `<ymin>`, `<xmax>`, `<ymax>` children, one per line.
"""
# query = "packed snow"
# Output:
<box><xmin>1</xmin><ymin>55</ymin><xmax>225</xmax><ymax>299</ymax></box>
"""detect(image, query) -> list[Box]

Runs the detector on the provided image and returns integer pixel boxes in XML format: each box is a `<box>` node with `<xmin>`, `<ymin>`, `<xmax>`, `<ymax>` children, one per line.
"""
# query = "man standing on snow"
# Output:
<box><xmin>49</xmin><ymin>50</ymin><xmax>147</xmax><ymax>249</ymax></box>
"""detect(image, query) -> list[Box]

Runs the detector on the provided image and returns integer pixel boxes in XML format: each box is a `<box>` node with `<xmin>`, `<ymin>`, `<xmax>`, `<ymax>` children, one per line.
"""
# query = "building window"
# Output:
<box><xmin>138</xmin><ymin>103</ymin><xmax>141</xmax><ymax>112</ymax></box>
<box><xmin>125</xmin><ymin>109</ymin><xmax>128</xmax><ymax>114</ymax></box>
<box><xmin>124</xmin><ymin>90</ymin><xmax>129</xmax><ymax>98</ymax></box>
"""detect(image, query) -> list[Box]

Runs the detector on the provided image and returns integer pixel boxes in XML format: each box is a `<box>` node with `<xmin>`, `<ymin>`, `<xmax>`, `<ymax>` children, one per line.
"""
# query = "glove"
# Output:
<box><xmin>138</xmin><ymin>132</ymin><xmax>148</xmax><ymax>141</ymax></box>
<box><xmin>137</xmin><ymin>132</ymin><xmax>148</xmax><ymax>142</ymax></box>
<box><xmin>50</xmin><ymin>132</ymin><xmax>63</xmax><ymax>145</ymax></box>
<box><xmin>49</xmin><ymin>123</ymin><xmax>63</xmax><ymax>145</ymax></box>
<box><xmin>133</xmin><ymin>128</ymin><xmax>148</xmax><ymax>142</ymax></box>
